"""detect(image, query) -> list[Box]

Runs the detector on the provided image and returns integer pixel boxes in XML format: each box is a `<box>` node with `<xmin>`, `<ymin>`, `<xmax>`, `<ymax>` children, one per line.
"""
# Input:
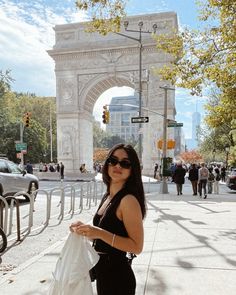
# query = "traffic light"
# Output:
<box><xmin>23</xmin><ymin>112</ymin><xmax>31</xmax><ymax>127</ymax></box>
<box><xmin>102</xmin><ymin>106</ymin><xmax>110</xmax><ymax>124</ymax></box>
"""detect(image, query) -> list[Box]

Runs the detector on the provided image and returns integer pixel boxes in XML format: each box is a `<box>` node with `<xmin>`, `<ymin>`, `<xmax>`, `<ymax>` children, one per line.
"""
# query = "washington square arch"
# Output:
<box><xmin>48</xmin><ymin>12</ymin><xmax>178</xmax><ymax>176</ymax></box>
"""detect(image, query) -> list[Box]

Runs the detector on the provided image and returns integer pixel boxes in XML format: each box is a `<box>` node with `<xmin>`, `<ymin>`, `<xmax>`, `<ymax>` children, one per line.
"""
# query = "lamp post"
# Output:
<box><xmin>116</xmin><ymin>21</ymin><xmax>157</xmax><ymax>161</ymax></box>
<box><xmin>225</xmin><ymin>144</ymin><xmax>230</xmax><ymax>170</ymax></box>
<box><xmin>212</xmin><ymin>148</ymin><xmax>216</xmax><ymax>163</ymax></box>
<box><xmin>159</xmin><ymin>85</ymin><xmax>175</xmax><ymax>194</ymax></box>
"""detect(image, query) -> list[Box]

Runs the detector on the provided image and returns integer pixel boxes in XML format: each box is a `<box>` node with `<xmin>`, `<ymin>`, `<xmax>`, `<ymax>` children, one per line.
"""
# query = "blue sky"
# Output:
<box><xmin>0</xmin><ymin>0</ymin><xmax>208</xmax><ymax>138</ymax></box>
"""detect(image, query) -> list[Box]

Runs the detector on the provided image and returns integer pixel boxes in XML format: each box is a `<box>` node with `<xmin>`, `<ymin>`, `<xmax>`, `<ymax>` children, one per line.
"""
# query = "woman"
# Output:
<box><xmin>188</xmin><ymin>163</ymin><xmax>199</xmax><ymax>196</ymax></box>
<box><xmin>173</xmin><ymin>161</ymin><xmax>186</xmax><ymax>195</ymax></box>
<box><xmin>70</xmin><ymin>143</ymin><xmax>146</xmax><ymax>295</ymax></box>
<box><xmin>213</xmin><ymin>167</ymin><xmax>220</xmax><ymax>194</ymax></box>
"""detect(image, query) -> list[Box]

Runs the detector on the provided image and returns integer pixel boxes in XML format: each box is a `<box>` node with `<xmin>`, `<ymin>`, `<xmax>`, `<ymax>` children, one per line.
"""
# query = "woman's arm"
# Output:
<box><xmin>75</xmin><ymin>195</ymin><xmax>144</xmax><ymax>254</ymax></box>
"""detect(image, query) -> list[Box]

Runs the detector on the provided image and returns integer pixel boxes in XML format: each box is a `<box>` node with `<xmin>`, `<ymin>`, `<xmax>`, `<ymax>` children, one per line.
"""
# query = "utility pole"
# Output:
<box><xmin>115</xmin><ymin>21</ymin><xmax>157</xmax><ymax>162</ymax></box>
<box><xmin>159</xmin><ymin>85</ymin><xmax>175</xmax><ymax>194</ymax></box>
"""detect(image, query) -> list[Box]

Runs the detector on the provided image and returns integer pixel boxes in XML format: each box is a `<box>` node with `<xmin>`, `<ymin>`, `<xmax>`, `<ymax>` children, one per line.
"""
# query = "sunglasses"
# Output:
<box><xmin>107</xmin><ymin>156</ymin><xmax>132</xmax><ymax>169</ymax></box>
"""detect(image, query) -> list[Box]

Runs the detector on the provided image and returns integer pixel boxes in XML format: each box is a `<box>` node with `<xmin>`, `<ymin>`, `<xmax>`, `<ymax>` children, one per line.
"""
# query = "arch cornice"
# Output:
<box><xmin>48</xmin><ymin>44</ymin><xmax>159</xmax><ymax>61</ymax></box>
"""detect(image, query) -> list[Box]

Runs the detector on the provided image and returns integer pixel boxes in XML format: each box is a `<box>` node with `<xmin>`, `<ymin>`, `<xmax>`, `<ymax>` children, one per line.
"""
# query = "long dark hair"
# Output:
<box><xmin>102</xmin><ymin>143</ymin><xmax>146</xmax><ymax>218</ymax></box>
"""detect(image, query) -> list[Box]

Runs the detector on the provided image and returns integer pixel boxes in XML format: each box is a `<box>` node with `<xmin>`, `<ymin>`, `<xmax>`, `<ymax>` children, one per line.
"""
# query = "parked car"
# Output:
<box><xmin>226</xmin><ymin>168</ymin><xmax>236</xmax><ymax>190</ymax></box>
<box><xmin>0</xmin><ymin>158</ymin><xmax>39</xmax><ymax>201</ymax></box>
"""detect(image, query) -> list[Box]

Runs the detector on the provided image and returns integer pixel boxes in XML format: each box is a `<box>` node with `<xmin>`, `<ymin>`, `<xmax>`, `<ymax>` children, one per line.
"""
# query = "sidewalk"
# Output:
<box><xmin>0</xmin><ymin>186</ymin><xmax>236</xmax><ymax>294</ymax></box>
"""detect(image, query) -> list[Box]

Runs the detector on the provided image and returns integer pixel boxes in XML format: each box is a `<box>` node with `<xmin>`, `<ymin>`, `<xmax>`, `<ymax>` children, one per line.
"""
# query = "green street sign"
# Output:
<box><xmin>15</xmin><ymin>142</ymin><xmax>27</xmax><ymax>151</ymax></box>
<box><xmin>168</xmin><ymin>122</ymin><xmax>183</xmax><ymax>127</ymax></box>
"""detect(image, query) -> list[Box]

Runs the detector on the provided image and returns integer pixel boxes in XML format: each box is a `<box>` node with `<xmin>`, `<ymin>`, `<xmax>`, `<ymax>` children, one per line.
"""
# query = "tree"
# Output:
<box><xmin>152</xmin><ymin>1</ymin><xmax>236</xmax><ymax>165</ymax></box>
<box><xmin>178</xmin><ymin>150</ymin><xmax>203</xmax><ymax>164</ymax></box>
<box><xmin>0</xmin><ymin>69</ymin><xmax>14</xmax><ymax>97</ymax></box>
<box><xmin>93</xmin><ymin>148</ymin><xmax>109</xmax><ymax>162</ymax></box>
<box><xmin>153</xmin><ymin>1</ymin><xmax>236</xmax><ymax>96</ymax></box>
<box><xmin>76</xmin><ymin>0</ymin><xmax>126</xmax><ymax>35</ymax></box>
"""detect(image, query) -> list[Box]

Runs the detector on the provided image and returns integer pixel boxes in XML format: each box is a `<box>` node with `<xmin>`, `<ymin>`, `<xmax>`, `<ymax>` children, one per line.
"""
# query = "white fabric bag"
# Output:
<box><xmin>48</xmin><ymin>232</ymin><xmax>99</xmax><ymax>295</ymax></box>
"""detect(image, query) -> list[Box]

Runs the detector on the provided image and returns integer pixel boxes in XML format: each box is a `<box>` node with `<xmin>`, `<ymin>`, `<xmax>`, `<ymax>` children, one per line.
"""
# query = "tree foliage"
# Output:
<box><xmin>178</xmin><ymin>150</ymin><xmax>203</xmax><ymax>164</ymax></box>
<box><xmin>76</xmin><ymin>0</ymin><xmax>126</xmax><ymax>35</ymax></box>
<box><xmin>154</xmin><ymin>1</ymin><xmax>236</xmax><ymax>97</ymax></box>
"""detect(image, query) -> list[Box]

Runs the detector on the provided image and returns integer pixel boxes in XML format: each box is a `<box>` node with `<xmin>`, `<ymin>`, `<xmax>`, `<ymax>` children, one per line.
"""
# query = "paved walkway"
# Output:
<box><xmin>0</xmin><ymin>184</ymin><xmax>236</xmax><ymax>294</ymax></box>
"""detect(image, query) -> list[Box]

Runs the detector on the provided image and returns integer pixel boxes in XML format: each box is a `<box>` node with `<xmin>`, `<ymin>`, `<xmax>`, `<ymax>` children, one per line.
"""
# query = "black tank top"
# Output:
<box><xmin>93</xmin><ymin>188</ymin><xmax>129</xmax><ymax>255</ymax></box>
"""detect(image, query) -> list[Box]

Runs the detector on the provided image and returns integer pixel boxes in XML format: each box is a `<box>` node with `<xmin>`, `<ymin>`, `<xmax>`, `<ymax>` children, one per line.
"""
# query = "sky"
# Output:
<box><xmin>0</xmin><ymin>0</ymin><xmax>208</xmax><ymax>138</ymax></box>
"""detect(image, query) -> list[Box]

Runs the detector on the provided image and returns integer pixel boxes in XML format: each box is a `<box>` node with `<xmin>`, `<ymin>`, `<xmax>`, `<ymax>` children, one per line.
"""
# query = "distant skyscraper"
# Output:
<box><xmin>192</xmin><ymin>111</ymin><xmax>201</xmax><ymax>141</ymax></box>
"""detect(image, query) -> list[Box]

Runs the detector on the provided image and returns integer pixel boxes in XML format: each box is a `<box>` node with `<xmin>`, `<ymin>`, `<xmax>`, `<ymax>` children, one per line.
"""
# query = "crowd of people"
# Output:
<box><xmin>154</xmin><ymin>161</ymin><xmax>228</xmax><ymax>199</ymax></box>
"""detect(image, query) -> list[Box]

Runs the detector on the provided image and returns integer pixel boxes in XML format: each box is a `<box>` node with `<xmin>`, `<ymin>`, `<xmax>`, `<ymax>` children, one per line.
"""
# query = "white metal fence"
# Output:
<box><xmin>0</xmin><ymin>180</ymin><xmax>105</xmax><ymax>247</ymax></box>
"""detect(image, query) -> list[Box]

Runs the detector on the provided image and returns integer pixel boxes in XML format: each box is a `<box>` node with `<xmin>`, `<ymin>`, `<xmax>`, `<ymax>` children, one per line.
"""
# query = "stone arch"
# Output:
<box><xmin>80</xmin><ymin>73</ymin><xmax>134</xmax><ymax>113</ymax></box>
<box><xmin>48</xmin><ymin>12</ymin><xmax>178</xmax><ymax>174</ymax></box>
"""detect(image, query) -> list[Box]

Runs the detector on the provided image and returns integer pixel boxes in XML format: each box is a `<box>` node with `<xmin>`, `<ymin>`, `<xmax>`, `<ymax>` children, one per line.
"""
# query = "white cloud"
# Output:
<box><xmin>0</xmin><ymin>0</ymin><xmax>87</xmax><ymax>96</ymax></box>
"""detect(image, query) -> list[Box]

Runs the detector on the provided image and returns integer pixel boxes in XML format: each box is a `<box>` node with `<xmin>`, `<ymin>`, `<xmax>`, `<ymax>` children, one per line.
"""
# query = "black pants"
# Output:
<box><xmin>191</xmin><ymin>180</ymin><xmax>198</xmax><ymax>195</ymax></box>
<box><xmin>95</xmin><ymin>254</ymin><xmax>136</xmax><ymax>295</ymax></box>
<box><xmin>176</xmin><ymin>183</ymin><xmax>183</xmax><ymax>194</ymax></box>
<box><xmin>199</xmin><ymin>179</ymin><xmax>207</xmax><ymax>196</ymax></box>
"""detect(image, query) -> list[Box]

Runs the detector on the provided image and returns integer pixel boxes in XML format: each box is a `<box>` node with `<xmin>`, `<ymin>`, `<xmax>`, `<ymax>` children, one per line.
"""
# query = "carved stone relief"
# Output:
<box><xmin>59</xmin><ymin>78</ymin><xmax>75</xmax><ymax>105</ymax></box>
<box><xmin>59</xmin><ymin>125</ymin><xmax>76</xmax><ymax>158</ymax></box>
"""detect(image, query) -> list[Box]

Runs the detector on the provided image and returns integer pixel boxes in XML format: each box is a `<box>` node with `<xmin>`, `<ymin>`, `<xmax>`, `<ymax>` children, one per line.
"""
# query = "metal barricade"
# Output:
<box><xmin>1</xmin><ymin>180</ymin><xmax>105</xmax><ymax>248</ymax></box>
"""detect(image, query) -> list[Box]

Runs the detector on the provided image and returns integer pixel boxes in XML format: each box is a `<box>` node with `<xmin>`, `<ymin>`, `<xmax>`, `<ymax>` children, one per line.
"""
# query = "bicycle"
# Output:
<box><xmin>0</xmin><ymin>226</ymin><xmax>7</xmax><ymax>253</ymax></box>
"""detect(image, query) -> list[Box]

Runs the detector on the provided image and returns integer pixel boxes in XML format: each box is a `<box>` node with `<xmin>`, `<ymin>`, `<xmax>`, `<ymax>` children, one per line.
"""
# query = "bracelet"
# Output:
<box><xmin>111</xmin><ymin>234</ymin><xmax>116</xmax><ymax>247</ymax></box>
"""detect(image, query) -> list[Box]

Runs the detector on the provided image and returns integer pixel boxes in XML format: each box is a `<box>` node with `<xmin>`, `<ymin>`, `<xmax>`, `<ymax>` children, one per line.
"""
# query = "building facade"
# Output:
<box><xmin>106</xmin><ymin>95</ymin><xmax>139</xmax><ymax>141</ymax></box>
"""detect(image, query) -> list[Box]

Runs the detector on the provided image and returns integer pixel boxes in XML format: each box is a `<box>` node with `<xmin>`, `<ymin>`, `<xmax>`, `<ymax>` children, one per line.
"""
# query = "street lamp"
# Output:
<box><xmin>115</xmin><ymin>21</ymin><xmax>157</xmax><ymax>161</ymax></box>
<box><xmin>225</xmin><ymin>144</ymin><xmax>230</xmax><ymax>170</ymax></box>
<box><xmin>159</xmin><ymin>85</ymin><xmax>175</xmax><ymax>194</ymax></box>
<box><xmin>212</xmin><ymin>148</ymin><xmax>216</xmax><ymax>163</ymax></box>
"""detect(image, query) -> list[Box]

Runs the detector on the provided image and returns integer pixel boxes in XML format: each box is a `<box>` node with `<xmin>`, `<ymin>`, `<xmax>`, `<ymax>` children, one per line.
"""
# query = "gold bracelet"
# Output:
<box><xmin>111</xmin><ymin>234</ymin><xmax>116</xmax><ymax>247</ymax></box>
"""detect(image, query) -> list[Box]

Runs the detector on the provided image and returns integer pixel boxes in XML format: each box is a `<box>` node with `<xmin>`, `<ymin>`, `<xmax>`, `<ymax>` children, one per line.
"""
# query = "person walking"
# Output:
<box><xmin>26</xmin><ymin>160</ymin><xmax>33</xmax><ymax>174</ymax></box>
<box><xmin>207</xmin><ymin>167</ymin><xmax>215</xmax><ymax>194</ymax></box>
<box><xmin>213</xmin><ymin>167</ymin><xmax>221</xmax><ymax>194</ymax></box>
<box><xmin>60</xmin><ymin>162</ymin><xmax>64</xmax><ymax>180</ymax></box>
<box><xmin>70</xmin><ymin>143</ymin><xmax>146</xmax><ymax>295</ymax></box>
<box><xmin>173</xmin><ymin>162</ymin><xmax>186</xmax><ymax>195</ymax></box>
<box><xmin>153</xmin><ymin>163</ymin><xmax>158</xmax><ymax>179</ymax></box>
<box><xmin>198</xmin><ymin>162</ymin><xmax>209</xmax><ymax>199</ymax></box>
<box><xmin>188</xmin><ymin>163</ymin><xmax>199</xmax><ymax>195</ymax></box>
<box><xmin>220</xmin><ymin>166</ymin><xmax>226</xmax><ymax>182</ymax></box>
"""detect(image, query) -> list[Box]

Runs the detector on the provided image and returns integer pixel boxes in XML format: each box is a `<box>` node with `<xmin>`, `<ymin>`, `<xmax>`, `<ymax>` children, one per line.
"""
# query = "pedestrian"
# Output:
<box><xmin>213</xmin><ymin>167</ymin><xmax>221</xmax><ymax>194</ymax></box>
<box><xmin>172</xmin><ymin>161</ymin><xmax>186</xmax><ymax>195</ymax></box>
<box><xmin>56</xmin><ymin>163</ymin><xmax>60</xmax><ymax>172</ymax></box>
<box><xmin>70</xmin><ymin>143</ymin><xmax>146</xmax><ymax>295</ymax></box>
<box><xmin>26</xmin><ymin>160</ymin><xmax>33</xmax><ymax>174</ymax></box>
<box><xmin>198</xmin><ymin>162</ymin><xmax>209</xmax><ymax>199</ymax></box>
<box><xmin>208</xmin><ymin>168</ymin><xmax>215</xmax><ymax>194</ymax></box>
<box><xmin>170</xmin><ymin>163</ymin><xmax>176</xmax><ymax>182</ymax></box>
<box><xmin>188</xmin><ymin>163</ymin><xmax>199</xmax><ymax>195</ymax></box>
<box><xmin>60</xmin><ymin>162</ymin><xmax>64</xmax><ymax>180</ymax></box>
<box><xmin>80</xmin><ymin>163</ymin><xmax>87</xmax><ymax>173</ymax></box>
<box><xmin>220</xmin><ymin>166</ymin><xmax>226</xmax><ymax>182</ymax></box>
<box><xmin>153</xmin><ymin>163</ymin><xmax>158</xmax><ymax>179</ymax></box>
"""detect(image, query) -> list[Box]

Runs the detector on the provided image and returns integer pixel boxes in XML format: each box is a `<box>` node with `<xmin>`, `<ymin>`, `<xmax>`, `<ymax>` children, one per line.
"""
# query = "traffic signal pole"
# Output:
<box><xmin>20</xmin><ymin>122</ymin><xmax>25</xmax><ymax>167</ymax></box>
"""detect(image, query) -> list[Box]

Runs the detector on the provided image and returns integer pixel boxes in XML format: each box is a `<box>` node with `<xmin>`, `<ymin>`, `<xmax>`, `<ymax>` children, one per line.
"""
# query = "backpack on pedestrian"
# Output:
<box><xmin>215</xmin><ymin>174</ymin><xmax>221</xmax><ymax>181</ymax></box>
<box><xmin>208</xmin><ymin>172</ymin><xmax>215</xmax><ymax>182</ymax></box>
<box><xmin>200</xmin><ymin>167</ymin><xmax>208</xmax><ymax>178</ymax></box>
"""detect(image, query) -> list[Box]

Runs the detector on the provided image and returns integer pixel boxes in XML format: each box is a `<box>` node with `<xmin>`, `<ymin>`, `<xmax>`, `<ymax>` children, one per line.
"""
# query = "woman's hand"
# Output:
<box><xmin>73</xmin><ymin>224</ymin><xmax>102</xmax><ymax>239</ymax></box>
<box><xmin>69</xmin><ymin>221</ymin><xmax>84</xmax><ymax>233</ymax></box>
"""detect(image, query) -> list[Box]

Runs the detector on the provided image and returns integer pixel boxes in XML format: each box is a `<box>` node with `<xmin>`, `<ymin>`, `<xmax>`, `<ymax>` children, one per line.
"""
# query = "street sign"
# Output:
<box><xmin>131</xmin><ymin>116</ymin><xmax>149</xmax><ymax>123</ymax></box>
<box><xmin>167</xmin><ymin>122</ymin><xmax>183</xmax><ymax>127</ymax></box>
<box><xmin>15</xmin><ymin>142</ymin><xmax>27</xmax><ymax>151</ymax></box>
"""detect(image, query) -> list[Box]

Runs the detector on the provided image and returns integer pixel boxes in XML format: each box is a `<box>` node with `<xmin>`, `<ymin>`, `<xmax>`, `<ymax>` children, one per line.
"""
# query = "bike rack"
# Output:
<box><xmin>1</xmin><ymin>180</ymin><xmax>105</xmax><ymax>247</ymax></box>
<box><xmin>5</xmin><ymin>196</ymin><xmax>21</xmax><ymax>242</ymax></box>
<box><xmin>0</xmin><ymin>196</ymin><xmax>8</xmax><ymax>233</ymax></box>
